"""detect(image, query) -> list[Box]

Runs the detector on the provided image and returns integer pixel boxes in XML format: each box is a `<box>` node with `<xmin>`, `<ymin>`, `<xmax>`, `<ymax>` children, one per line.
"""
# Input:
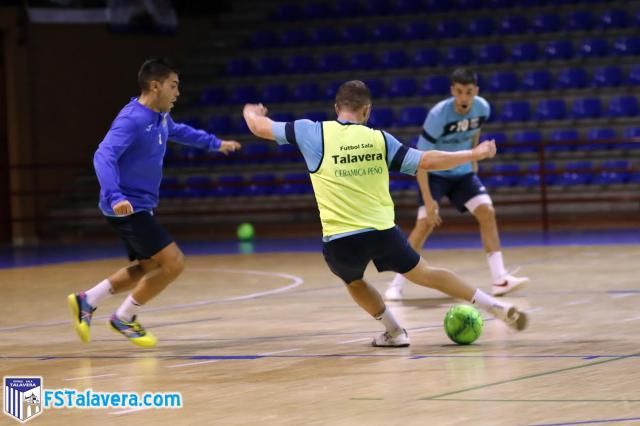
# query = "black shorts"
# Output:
<box><xmin>418</xmin><ymin>172</ymin><xmax>488</xmax><ymax>213</ymax></box>
<box><xmin>322</xmin><ymin>226</ymin><xmax>421</xmax><ymax>284</ymax></box>
<box><xmin>105</xmin><ymin>211</ymin><xmax>174</xmax><ymax>261</ymax></box>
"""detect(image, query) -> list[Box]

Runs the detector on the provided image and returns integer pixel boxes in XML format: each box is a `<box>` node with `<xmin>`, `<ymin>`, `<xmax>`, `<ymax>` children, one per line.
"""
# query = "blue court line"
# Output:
<box><xmin>528</xmin><ymin>416</ymin><xmax>640</xmax><ymax>426</ymax></box>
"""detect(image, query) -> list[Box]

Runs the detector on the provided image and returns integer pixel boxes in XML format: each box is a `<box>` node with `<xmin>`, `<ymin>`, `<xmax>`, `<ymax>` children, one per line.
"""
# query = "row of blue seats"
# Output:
<box><xmin>253</xmin><ymin>10</ymin><xmax>639</xmax><ymax>49</ymax></box>
<box><xmin>271</xmin><ymin>0</ymin><xmax>622</xmax><ymax>22</ymax></box>
<box><xmin>226</xmin><ymin>38</ymin><xmax>640</xmax><ymax>76</ymax></box>
<box><xmin>202</xmin><ymin>67</ymin><xmax>640</xmax><ymax>106</ymax></box>
<box><xmin>159</xmin><ymin>159</ymin><xmax>640</xmax><ymax>199</ymax></box>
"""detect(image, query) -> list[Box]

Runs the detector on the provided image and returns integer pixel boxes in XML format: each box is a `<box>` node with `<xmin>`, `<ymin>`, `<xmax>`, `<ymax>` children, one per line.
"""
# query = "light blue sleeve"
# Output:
<box><xmin>383</xmin><ymin>131</ymin><xmax>422</xmax><ymax>176</ymax></box>
<box><xmin>272</xmin><ymin>119</ymin><xmax>323</xmax><ymax>171</ymax></box>
<box><xmin>418</xmin><ymin>109</ymin><xmax>443</xmax><ymax>151</ymax></box>
<box><xmin>477</xmin><ymin>97</ymin><xmax>491</xmax><ymax>120</ymax></box>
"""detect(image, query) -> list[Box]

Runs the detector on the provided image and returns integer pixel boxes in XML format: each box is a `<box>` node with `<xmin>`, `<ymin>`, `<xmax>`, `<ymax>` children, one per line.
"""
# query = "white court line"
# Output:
<box><xmin>619</xmin><ymin>315</ymin><xmax>640</xmax><ymax>323</ymax></box>
<box><xmin>337</xmin><ymin>337</ymin><xmax>371</xmax><ymax>344</ymax></box>
<box><xmin>609</xmin><ymin>293</ymin><xmax>637</xmax><ymax>299</ymax></box>
<box><xmin>64</xmin><ymin>373</ymin><xmax>117</xmax><ymax>381</ymax></box>
<box><xmin>167</xmin><ymin>359</ymin><xmax>219</xmax><ymax>368</ymax></box>
<box><xmin>109</xmin><ymin>407</ymin><xmax>153</xmax><ymax>416</ymax></box>
<box><xmin>565</xmin><ymin>299</ymin><xmax>593</xmax><ymax>306</ymax></box>
<box><xmin>258</xmin><ymin>348</ymin><xmax>301</xmax><ymax>356</ymax></box>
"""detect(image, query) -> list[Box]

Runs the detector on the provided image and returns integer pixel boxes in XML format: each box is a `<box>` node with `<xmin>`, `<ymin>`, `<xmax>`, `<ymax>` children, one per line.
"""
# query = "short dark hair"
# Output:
<box><xmin>450</xmin><ymin>67</ymin><xmax>478</xmax><ymax>86</ymax></box>
<box><xmin>335</xmin><ymin>80</ymin><xmax>371</xmax><ymax>111</ymax></box>
<box><xmin>137</xmin><ymin>58</ymin><xmax>178</xmax><ymax>91</ymax></box>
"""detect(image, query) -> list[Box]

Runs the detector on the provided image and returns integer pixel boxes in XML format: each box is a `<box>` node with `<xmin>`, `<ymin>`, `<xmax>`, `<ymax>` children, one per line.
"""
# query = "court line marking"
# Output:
<box><xmin>527</xmin><ymin>416</ymin><xmax>640</xmax><ymax>426</ymax></box>
<box><xmin>63</xmin><ymin>373</ymin><xmax>118</xmax><ymax>381</ymax></box>
<box><xmin>0</xmin><ymin>268</ymin><xmax>303</xmax><ymax>332</ymax></box>
<box><xmin>565</xmin><ymin>299</ymin><xmax>593</xmax><ymax>306</ymax></box>
<box><xmin>108</xmin><ymin>407</ymin><xmax>153</xmax><ymax>416</ymax></box>
<box><xmin>258</xmin><ymin>348</ymin><xmax>301</xmax><ymax>356</ymax></box>
<box><xmin>418</xmin><ymin>351</ymin><xmax>640</xmax><ymax>400</ymax></box>
<box><xmin>167</xmin><ymin>359</ymin><xmax>220</xmax><ymax>368</ymax></box>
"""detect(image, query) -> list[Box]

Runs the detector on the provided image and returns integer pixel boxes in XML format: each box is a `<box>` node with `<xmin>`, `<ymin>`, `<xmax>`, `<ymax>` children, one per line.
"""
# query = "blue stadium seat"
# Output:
<box><xmin>277</xmin><ymin>172</ymin><xmax>311</xmax><ymax>195</ymax></box>
<box><xmin>394</xmin><ymin>0</ymin><xmax>423</xmax><ymax>13</ymax></box>
<box><xmin>427</xmin><ymin>0</ymin><xmax>451</xmax><ymax>11</ymax></box>
<box><xmin>245</xmin><ymin>173</ymin><xmax>277</xmax><ymax>196</ymax></box>
<box><xmin>334</xmin><ymin>0</ymin><xmax>360</xmax><ymax>17</ymax></box>
<box><xmin>613</xmin><ymin>36</ymin><xmax>640</xmax><ymax>56</ymax></box>
<box><xmin>511</xmin><ymin>130</ymin><xmax>541</xmax><ymax>153</ymax></box>
<box><xmin>468</xmin><ymin>17</ymin><xmax>495</xmax><ymax>36</ymax></box>
<box><xmin>620</xmin><ymin>127</ymin><xmax>640</xmax><ymax>150</ymax></box>
<box><xmin>420</xmin><ymin>75</ymin><xmax>450</xmax><ymax>96</ymax></box>
<box><xmin>350</xmin><ymin>52</ymin><xmax>378</xmax><ymax>70</ymax></box>
<box><xmin>435</xmin><ymin>19</ymin><xmax>462</xmax><ymax>38</ymax></box>
<box><xmin>226</xmin><ymin>58</ymin><xmax>253</xmax><ymax>76</ymax></box>
<box><xmin>385</xmin><ymin>77</ymin><xmax>413</xmax><ymax>98</ymax></box>
<box><xmin>556</xmin><ymin>161</ymin><xmax>593</xmax><ymax>186</ymax></box>
<box><xmin>364</xmin><ymin>0</ymin><xmax>392</xmax><ymax>15</ymax></box>
<box><xmin>372</xmin><ymin>23</ymin><xmax>401</xmax><ymax>42</ymax></box>
<box><xmin>270</xmin><ymin>112</ymin><xmax>295</xmax><ymax>123</ymax></box>
<box><xmin>241</xmin><ymin>143</ymin><xmax>271</xmax><ymax>165</ymax></box>
<box><xmin>585</xmin><ymin>128</ymin><xmax>615</xmax><ymax>151</ymax></box>
<box><xmin>206</xmin><ymin>115</ymin><xmax>233</xmax><ymax>135</ymax></box>
<box><xmin>279</xmin><ymin>29</ymin><xmax>308</xmax><ymax>47</ymax></box>
<box><xmin>292</xmin><ymin>82</ymin><xmax>320</xmax><ymax>102</ymax></box>
<box><xmin>548</xmin><ymin>129</ymin><xmax>578</xmax><ymax>152</ymax></box>
<box><xmin>532</xmin><ymin>13</ymin><xmax>561</xmax><ymax>33</ymax></box>
<box><xmin>342</xmin><ymin>25</ymin><xmax>370</xmax><ymax>44</ymax></box>
<box><xmin>286</xmin><ymin>55</ymin><xmax>315</xmax><ymax>74</ymax></box>
<box><xmin>368</xmin><ymin>107</ymin><xmax>394</xmax><ymax>128</ymax></box>
<box><xmin>303</xmin><ymin>2</ymin><xmax>332</xmax><ymax>19</ymax></box>
<box><xmin>536</xmin><ymin>99</ymin><xmax>566</xmax><ymax>121</ymax></box>
<box><xmin>592</xmin><ymin>66</ymin><xmax>623</xmax><ymax>87</ymax></box>
<box><xmin>404</xmin><ymin>21</ymin><xmax>430</xmax><ymax>40</ymax></box>
<box><xmin>303</xmin><ymin>111</ymin><xmax>328</xmax><ymax>122</ymax></box>
<box><xmin>488</xmin><ymin>71</ymin><xmax>518</xmax><ymax>92</ymax></box>
<box><xmin>592</xmin><ymin>160</ymin><xmax>631</xmax><ymax>185</ymax></box>
<box><xmin>500</xmin><ymin>15</ymin><xmax>528</xmax><ymax>35</ymax></box>
<box><xmin>608</xmin><ymin>96</ymin><xmax>639</xmax><ymax>117</ymax></box>
<box><xmin>480</xmin><ymin>132</ymin><xmax>507</xmax><ymax>152</ymax></box>
<box><xmin>362</xmin><ymin>78</ymin><xmax>385</xmax><ymax>98</ymax></box>
<box><xmin>477</xmin><ymin>44</ymin><xmax>505</xmax><ymax>64</ymax></box>
<box><xmin>599</xmin><ymin>9</ymin><xmax>628</xmax><ymax>29</ymax></box>
<box><xmin>518</xmin><ymin>163</ymin><xmax>556</xmax><ymax>187</ymax></box>
<box><xmin>317</xmin><ymin>53</ymin><xmax>346</xmax><ymax>73</ymax></box>
<box><xmin>310</xmin><ymin>27</ymin><xmax>339</xmax><ymax>45</ymax></box>
<box><xmin>272</xmin><ymin>4</ymin><xmax>300</xmax><ymax>21</ymax></box>
<box><xmin>255</xmin><ymin>57</ymin><xmax>284</xmax><ymax>75</ymax></box>
<box><xmin>544</xmin><ymin>40</ymin><xmax>573</xmax><ymax>60</ymax></box>
<box><xmin>499</xmin><ymin>101</ymin><xmax>531</xmax><ymax>122</ymax></box>
<box><xmin>571</xmin><ymin>97</ymin><xmax>602</xmax><ymax>119</ymax></box>
<box><xmin>213</xmin><ymin>175</ymin><xmax>245</xmax><ymax>197</ymax></box>
<box><xmin>485</xmin><ymin>164</ymin><xmax>520</xmax><ymax>188</ymax></box>
<box><xmin>444</xmin><ymin>46</ymin><xmax>473</xmax><ymax>66</ymax></box>
<box><xmin>566</xmin><ymin>10</ymin><xmax>593</xmax><ymax>31</ymax></box>
<box><xmin>556</xmin><ymin>67</ymin><xmax>588</xmax><ymax>89</ymax></box>
<box><xmin>323</xmin><ymin>81</ymin><xmax>342</xmax><ymax>100</ymax></box>
<box><xmin>510</xmin><ymin>42</ymin><xmax>538</xmax><ymax>62</ymax></box>
<box><xmin>414</xmin><ymin>48</ymin><xmax>440</xmax><ymax>67</ymax></box>
<box><xmin>159</xmin><ymin>177</ymin><xmax>183</xmax><ymax>198</ymax></box>
<box><xmin>262</xmin><ymin>84</ymin><xmax>289</xmax><ymax>103</ymax></box>
<box><xmin>231</xmin><ymin>85</ymin><xmax>259</xmax><ymax>104</ymax></box>
<box><xmin>628</xmin><ymin>65</ymin><xmax>640</xmax><ymax>86</ymax></box>
<box><xmin>233</xmin><ymin>117</ymin><xmax>251</xmax><ymax>135</ymax></box>
<box><xmin>184</xmin><ymin>176</ymin><xmax>213</xmax><ymax>198</ymax></box>
<box><xmin>456</xmin><ymin>0</ymin><xmax>484</xmax><ymax>8</ymax></box>
<box><xmin>397</xmin><ymin>106</ymin><xmax>427</xmax><ymax>127</ymax></box>
<box><xmin>579</xmin><ymin>38</ymin><xmax>609</xmax><ymax>58</ymax></box>
<box><xmin>521</xmin><ymin>70</ymin><xmax>551</xmax><ymax>91</ymax></box>
<box><xmin>487</xmin><ymin>0</ymin><xmax>515</xmax><ymax>7</ymax></box>
<box><xmin>274</xmin><ymin>144</ymin><xmax>302</xmax><ymax>163</ymax></box>
<box><xmin>381</xmin><ymin>50</ymin><xmax>409</xmax><ymax>69</ymax></box>
<box><xmin>199</xmin><ymin>87</ymin><xmax>227</xmax><ymax>106</ymax></box>
<box><xmin>249</xmin><ymin>30</ymin><xmax>276</xmax><ymax>49</ymax></box>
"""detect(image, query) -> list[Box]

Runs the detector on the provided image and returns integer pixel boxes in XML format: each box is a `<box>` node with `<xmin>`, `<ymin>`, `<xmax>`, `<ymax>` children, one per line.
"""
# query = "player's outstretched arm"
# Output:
<box><xmin>243</xmin><ymin>103</ymin><xmax>275</xmax><ymax>140</ymax></box>
<box><xmin>419</xmin><ymin>139</ymin><xmax>496</xmax><ymax>171</ymax></box>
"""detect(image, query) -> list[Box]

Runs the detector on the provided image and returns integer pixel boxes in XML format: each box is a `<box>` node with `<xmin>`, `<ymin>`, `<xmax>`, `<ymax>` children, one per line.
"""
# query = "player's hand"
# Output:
<box><xmin>472</xmin><ymin>140</ymin><xmax>496</xmax><ymax>161</ymax></box>
<box><xmin>243</xmin><ymin>103</ymin><xmax>268</xmax><ymax>117</ymax></box>
<box><xmin>112</xmin><ymin>200</ymin><xmax>133</xmax><ymax>216</ymax></box>
<box><xmin>424</xmin><ymin>198</ymin><xmax>442</xmax><ymax>227</ymax></box>
<box><xmin>219</xmin><ymin>140</ymin><xmax>241</xmax><ymax>155</ymax></box>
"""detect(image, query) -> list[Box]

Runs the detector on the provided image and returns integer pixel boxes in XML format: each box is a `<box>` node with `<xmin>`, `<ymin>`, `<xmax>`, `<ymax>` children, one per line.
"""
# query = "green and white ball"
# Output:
<box><xmin>444</xmin><ymin>304</ymin><xmax>484</xmax><ymax>345</ymax></box>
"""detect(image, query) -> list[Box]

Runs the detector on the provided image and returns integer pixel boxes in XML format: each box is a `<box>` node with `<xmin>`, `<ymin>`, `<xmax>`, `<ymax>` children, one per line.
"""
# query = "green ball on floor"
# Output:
<box><xmin>237</xmin><ymin>222</ymin><xmax>255</xmax><ymax>241</ymax></box>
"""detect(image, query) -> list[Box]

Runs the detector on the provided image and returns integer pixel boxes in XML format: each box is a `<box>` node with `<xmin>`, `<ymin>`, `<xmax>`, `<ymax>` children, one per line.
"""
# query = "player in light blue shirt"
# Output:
<box><xmin>386</xmin><ymin>68</ymin><xmax>529</xmax><ymax>301</ymax></box>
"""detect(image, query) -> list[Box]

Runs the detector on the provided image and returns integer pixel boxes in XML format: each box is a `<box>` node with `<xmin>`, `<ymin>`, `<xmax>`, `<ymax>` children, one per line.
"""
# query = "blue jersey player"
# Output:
<box><xmin>386</xmin><ymin>68</ymin><xmax>528</xmax><ymax>301</ymax></box>
<box><xmin>67</xmin><ymin>58</ymin><xmax>241</xmax><ymax>347</ymax></box>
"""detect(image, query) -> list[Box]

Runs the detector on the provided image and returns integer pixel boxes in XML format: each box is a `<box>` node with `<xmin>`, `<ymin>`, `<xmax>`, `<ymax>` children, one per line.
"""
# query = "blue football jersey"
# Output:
<box><xmin>417</xmin><ymin>96</ymin><xmax>491</xmax><ymax>177</ymax></box>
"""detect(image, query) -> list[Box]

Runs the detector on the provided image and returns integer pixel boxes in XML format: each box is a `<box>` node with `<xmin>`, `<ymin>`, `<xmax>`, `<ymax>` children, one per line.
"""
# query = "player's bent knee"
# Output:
<box><xmin>473</xmin><ymin>204</ymin><xmax>495</xmax><ymax>222</ymax></box>
<box><xmin>414</xmin><ymin>218</ymin><xmax>432</xmax><ymax>234</ymax></box>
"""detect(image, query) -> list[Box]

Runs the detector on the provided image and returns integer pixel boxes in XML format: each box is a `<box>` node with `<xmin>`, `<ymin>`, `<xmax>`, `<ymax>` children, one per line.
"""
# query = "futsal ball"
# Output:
<box><xmin>237</xmin><ymin>222</ymin><xmax>255</xmax><ymax>241</ymax></box>
<box><xmin>444</xmin><ymin>304</ymin><xmax>483</xmax><ymax>345</ymax></box>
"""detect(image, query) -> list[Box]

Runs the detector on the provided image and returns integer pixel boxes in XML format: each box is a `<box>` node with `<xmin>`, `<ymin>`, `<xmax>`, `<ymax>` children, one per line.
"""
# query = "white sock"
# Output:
<box><xmin>115</xmin><ymin>294</ymin><xmax>142</xmax><ymax>322</ymax></box>
<box><xmin>85</xmin><ymin>279</ymin><xmax>113</xmax><ymax>307</ymax></box>
<box><xmin>487</xmin><ymin>251</ymin><xmax>508</xmax><ymax>284</ymax></box>
<box><xmin>390</xmin><ymin>273</ymin><xmax>407</xmax><ymax>289</ymax></box>
<box><xmin>375</xmin><ymin>306</ymin><xmax>402</xmax><ymax>335</ymax></box>
<box><xmin>471</xmin><ymin>289</ymin><xmax>507</xmax><ymax>314</ymax></box>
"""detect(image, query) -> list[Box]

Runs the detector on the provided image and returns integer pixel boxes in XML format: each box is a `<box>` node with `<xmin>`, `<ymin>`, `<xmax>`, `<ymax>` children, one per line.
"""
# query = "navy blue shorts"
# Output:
<box><xmin>418</xmin><ymin>173</ymin><xmax>488</xmax><ymax>213</ymax></box>
<box><xmin>322</xmin><ymin>226</ymin><xmax>421</xmax><ymax>284</ymax></box>
<box><xmin>105</xmin><ymin>211</ymin><xmax>174</xmax><ymax>261</ymax></box>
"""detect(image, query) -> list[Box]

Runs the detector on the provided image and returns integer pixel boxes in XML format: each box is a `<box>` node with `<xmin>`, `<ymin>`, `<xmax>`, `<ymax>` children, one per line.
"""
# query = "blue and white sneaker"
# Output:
<box><xmin>109</xmin><ymin>315</ymin><xmax>157</xmax><ymax>348</ymax></box>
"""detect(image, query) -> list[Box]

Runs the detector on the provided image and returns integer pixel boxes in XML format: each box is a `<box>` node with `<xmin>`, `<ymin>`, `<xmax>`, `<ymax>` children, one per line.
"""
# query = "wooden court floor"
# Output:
<box><xmin>1</xmin><ymin>244</ymin><xmax>639</xmax><ymax>426</ymax></box>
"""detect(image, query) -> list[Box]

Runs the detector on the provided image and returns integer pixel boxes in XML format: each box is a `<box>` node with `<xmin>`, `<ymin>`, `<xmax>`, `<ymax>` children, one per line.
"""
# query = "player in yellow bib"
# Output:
<box><xmin>243</xmin><ymin>80</ymin><xmax>527</xmax><ymax>347</ymax></box>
